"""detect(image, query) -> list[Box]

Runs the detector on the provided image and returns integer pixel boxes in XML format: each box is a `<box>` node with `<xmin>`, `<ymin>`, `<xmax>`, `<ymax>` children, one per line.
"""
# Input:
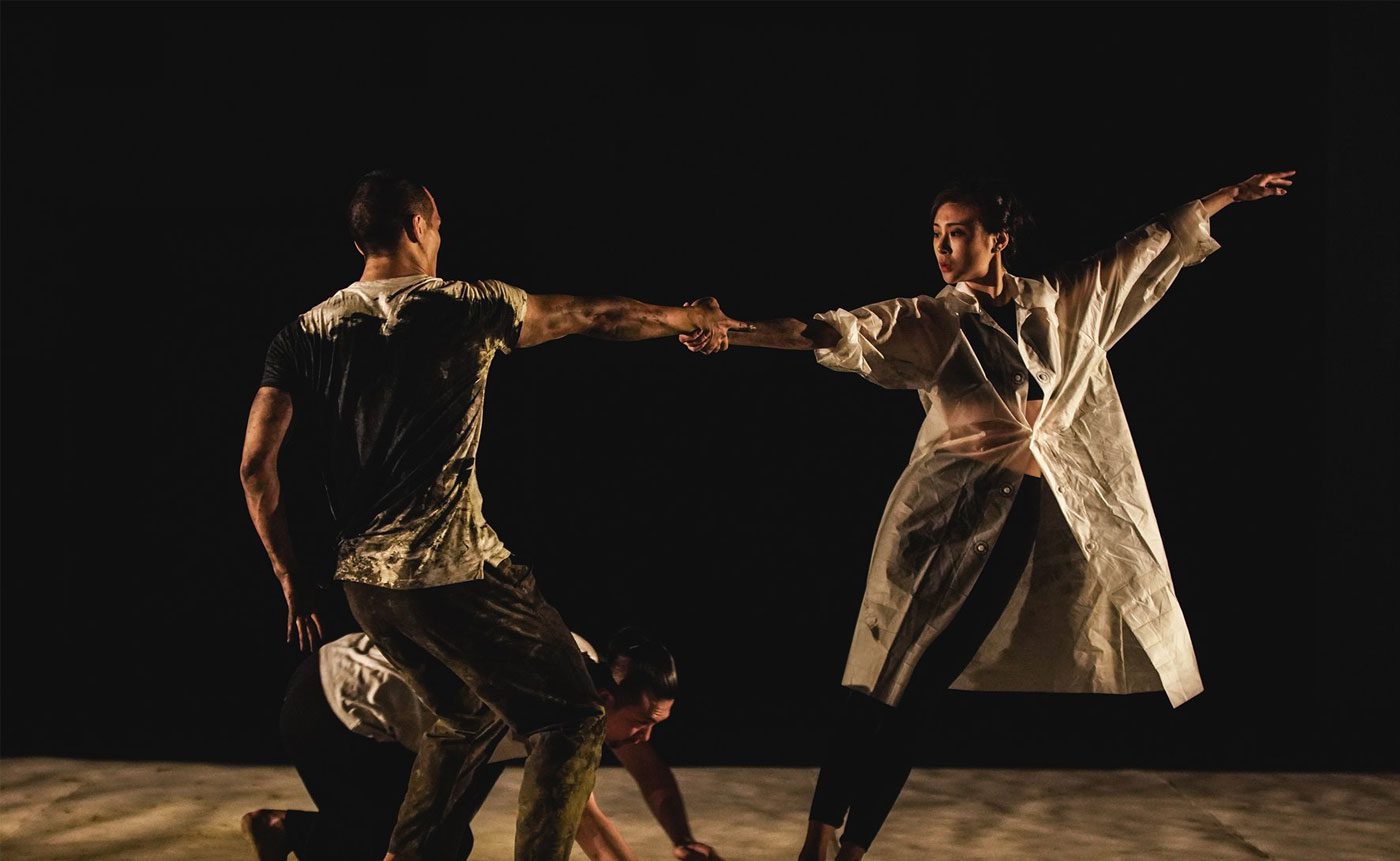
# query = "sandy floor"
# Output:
<box><xmin>1</xmin><ymin>759</ymin><xmax>1397</xmax><ymax>860</ymax></box>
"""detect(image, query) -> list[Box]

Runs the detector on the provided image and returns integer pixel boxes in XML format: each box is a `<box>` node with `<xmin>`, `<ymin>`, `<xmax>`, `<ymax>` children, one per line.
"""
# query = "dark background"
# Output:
<box><xmin>2</xmin><ymin>3</ymin><xmax>1396</xmax><ymax>772</ymax></box>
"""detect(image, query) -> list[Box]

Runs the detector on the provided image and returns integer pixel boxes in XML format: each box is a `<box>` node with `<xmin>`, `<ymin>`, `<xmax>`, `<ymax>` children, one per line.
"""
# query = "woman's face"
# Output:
<box><xmin>932</xmin><ymin>201</ymin><xmax>1000</xmax><ymax>285</ymax></box>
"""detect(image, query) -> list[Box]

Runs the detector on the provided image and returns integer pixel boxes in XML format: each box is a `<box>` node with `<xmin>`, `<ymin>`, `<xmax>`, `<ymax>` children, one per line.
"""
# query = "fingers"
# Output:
<box><xmin>1266</xmin><ymin>171</ymin><xmax>1293</xmax><ymax>196</ymax></box>
<box><xmin>1254</xmin><ymin>171</ymin><xmax>1296</xmax><ymax>196</ymax></box>
<box><xmin>699</xmin><ymin>330</ymin><xmax>727</xmax><ymax>354</ymax></box>
<box><xmin>295</xmin><ymin>616</ymin><xmax>318</xmax><ymax>652</ymax></box>
<box><xmin>680</xmin><ymin>317</ymin><xmax>744</xmax><ymax>354</ymax></box>
<box><xmin>287</xmin><ymin>611</ymin><xmax>323</xmax><ymax>652</ymax></box>
<box><xmin>1236</xmin><ymin>171</ymin><xmax>1294</xmax><ymax>202</ymax></box>
<box><xmin>682</xmin><ymin>329</ymin><xmax>728</xmax><ymax>354</ymax></box>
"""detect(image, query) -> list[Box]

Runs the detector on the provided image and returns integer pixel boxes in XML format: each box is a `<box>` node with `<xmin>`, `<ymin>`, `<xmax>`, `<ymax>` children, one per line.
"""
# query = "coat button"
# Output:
<box><xmin>1037</xmin><ymin>372</ymin><xmax>1049</xmax><ymax>381</ymax></box>
<box><xmin>1085</xmin><ymin>541</ymin><xmax>1097</xmax><ymax>552</ymax></box>
<box><xmin>1001</xmin><ymin>485</ymin><xmax>1013</xmax><ymax>495</ymax></box>
<box><xmin>1013</xmin><ymin>373</ymin><xmax>1024</xmax><ymax>383</ymax></box>
<box><xmin>975</xmin><ymin>541</ymin><xmax>989</xmax><ymax>553</ymax></box>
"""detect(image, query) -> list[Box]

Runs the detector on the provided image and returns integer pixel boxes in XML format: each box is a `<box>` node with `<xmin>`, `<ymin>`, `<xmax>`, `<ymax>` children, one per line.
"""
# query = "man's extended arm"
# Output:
<box><xmin>240</xmin><ymin>386</ymin><xmax>323</xmax><ymax>652</ymax></box>
<box><xmin>519</xmin><ymin>294</ymin><xmax>750</xmax><ymax>352</ymax></box>
<box><xmin>612</xmin><ymin>741</ymin><xmax>722</xmax><ymax>860</ymax></box>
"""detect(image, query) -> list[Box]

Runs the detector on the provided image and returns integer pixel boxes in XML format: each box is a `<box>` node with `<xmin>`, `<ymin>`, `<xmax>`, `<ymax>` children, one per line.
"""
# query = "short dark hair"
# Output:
<box><xmin>930</xmin><ymin>178</ymin><xmax>1033</xmax><ymax>262</ymax></box>
<box><xmin>603</xmin><ymin>627</ymin><xmax>679</xmax><ymax>705</ymax></box>
<box><xmin>347</xmin><ymin>170</ymin><xmax>435</xmax><ymax>255</ymax></box>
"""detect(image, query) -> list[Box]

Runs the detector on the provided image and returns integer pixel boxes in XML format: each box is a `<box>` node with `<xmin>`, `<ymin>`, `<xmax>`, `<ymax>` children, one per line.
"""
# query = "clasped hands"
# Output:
<box><xmin>679</xmin><ymin>297</ymin><xmax>754</xmax><ymax>355</ymax></box>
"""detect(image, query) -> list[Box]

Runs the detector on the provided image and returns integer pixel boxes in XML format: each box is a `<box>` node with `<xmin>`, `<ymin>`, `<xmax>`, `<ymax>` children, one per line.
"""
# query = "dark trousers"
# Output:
<box><xmin>809</xmin><ymin>476</ymin><xmax>1043</xmax><ymax>851</ymax></box>
<box><xmin>344</xmin><ymin>558</ymin><xmax>605</xmax><ymax>861</ymax></box>
<box><xmin>279</xmin><ymin>655</ymin><xmax>508</xmax><ymax>861</ymax></box>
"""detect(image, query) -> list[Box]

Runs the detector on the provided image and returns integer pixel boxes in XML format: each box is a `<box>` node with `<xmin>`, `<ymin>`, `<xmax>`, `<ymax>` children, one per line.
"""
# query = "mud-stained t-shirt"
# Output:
<box><xmin>260</xmin><ymin>276</ymin><xmax>528</xmax><ymax>589</ymax></box>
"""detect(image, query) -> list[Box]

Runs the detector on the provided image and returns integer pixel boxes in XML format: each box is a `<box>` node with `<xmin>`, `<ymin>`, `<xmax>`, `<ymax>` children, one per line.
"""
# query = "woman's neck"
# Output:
<box><xmin>962</xmin><ymin>273</ymin><xmax>1003</xmax><ymax>303</ymax></box>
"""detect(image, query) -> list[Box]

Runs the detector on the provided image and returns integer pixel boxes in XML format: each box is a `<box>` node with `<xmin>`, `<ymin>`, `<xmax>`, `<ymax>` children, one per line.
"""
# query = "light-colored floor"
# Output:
<box><xmin>1</xmin><ymin>759</ymin><xmax>1397</xmax><ymax>860</ymax></box>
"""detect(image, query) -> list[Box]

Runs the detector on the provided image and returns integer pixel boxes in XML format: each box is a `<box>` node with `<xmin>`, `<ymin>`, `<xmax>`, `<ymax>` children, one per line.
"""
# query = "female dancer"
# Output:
<box><xmin>682</xmin><ymin>171</ymin><xmax>1293</xmax><ymax>859</ymax></box>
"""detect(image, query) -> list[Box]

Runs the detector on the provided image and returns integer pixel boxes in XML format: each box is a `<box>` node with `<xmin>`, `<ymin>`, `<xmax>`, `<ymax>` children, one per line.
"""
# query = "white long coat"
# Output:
<box><xmin>815</xmin><ymin>200</ymin><xmax>1219</xmax><ymax>708</ymax></box>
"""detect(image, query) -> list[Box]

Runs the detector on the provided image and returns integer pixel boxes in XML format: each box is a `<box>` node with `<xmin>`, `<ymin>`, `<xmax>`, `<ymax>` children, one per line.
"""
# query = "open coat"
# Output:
<box><xmin>815</xmin><ymin>200</ymin><xmax>1219</xmax><ymax>708</ymax></box>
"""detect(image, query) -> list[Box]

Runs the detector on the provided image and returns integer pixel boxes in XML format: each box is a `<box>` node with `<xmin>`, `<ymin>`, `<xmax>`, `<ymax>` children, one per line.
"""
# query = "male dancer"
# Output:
<box><xmin>240</xmin><ymin>171</ymin><xmax>747</xmax><ymax>861</ymax></box>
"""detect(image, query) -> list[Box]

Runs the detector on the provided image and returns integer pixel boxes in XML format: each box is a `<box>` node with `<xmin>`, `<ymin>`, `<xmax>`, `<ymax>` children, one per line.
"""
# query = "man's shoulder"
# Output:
<box><xmin>296</xmin><ymin>282</ymin><xmax>386</xmax><ymax>333</ymax></box>
<box><xmin>438</xmin><ymin>278</ymin><xmax>528</xmax><ymax>304</ymax></box>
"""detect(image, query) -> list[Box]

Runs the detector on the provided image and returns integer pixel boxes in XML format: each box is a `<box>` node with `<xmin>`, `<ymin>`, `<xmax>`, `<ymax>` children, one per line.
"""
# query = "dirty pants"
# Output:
<box><xmin>344</xmin><ymin>559</ymin><xmax>605</xmax><ymax>861</ymax></box>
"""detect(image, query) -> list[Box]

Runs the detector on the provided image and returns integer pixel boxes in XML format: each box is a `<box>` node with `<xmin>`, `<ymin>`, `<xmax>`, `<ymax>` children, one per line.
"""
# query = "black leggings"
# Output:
<box><xmin>809</xmin><ymin>476</ymin><xmax>1042</xmax><ymax>851</ymax></box>
<box><xmin>279</xmin><ymin>653</ymin><xmax>416</xmax><ymax>861</ymax></box>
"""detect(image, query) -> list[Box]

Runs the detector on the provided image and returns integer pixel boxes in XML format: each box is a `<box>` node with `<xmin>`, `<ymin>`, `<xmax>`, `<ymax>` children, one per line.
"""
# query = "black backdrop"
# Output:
<box><xmin>3</xmin><ymin>2</ymin><xmax>1396</xmax><ymax>771</ymax></box>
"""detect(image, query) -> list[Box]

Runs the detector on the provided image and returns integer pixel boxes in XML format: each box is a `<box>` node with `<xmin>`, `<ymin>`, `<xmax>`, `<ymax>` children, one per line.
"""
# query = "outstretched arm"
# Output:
<box><xmin>574</xmin><ymin>792</ymin><xmax>639</xmax><ymax>861</ymax></box>
<box><xmin>239</xmin><ymin>386</ymin><xmax>323</xmax><ymax>652</ymax></box>
<box><xmin>518</xmin><ymin>294</ymin><xmax>751</xmax><ymax>351</ymax></box>
<box><xmin>613</xmin><ymin>741</ymin><xmax>723</xmax><ymax>860</ymax></box>
<box><xmin>1199</xmin><ymin>170</ymin><xmax>1294</xmax><ymax>217</ymax></box>
<box><xmin>1059</xmin><ymin>170</ymin><xmax>1297</xmax><ymax>350</ymax></box>
<box><xmin>682</xmin><ymin>315</ymin><xmax>840</xmax><ymax>352</ymax></box>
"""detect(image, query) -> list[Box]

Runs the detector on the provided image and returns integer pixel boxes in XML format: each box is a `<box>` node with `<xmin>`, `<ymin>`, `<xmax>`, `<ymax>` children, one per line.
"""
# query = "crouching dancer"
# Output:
<box><xmin>242</xmin><ymin>629</ymin><xmax>722</xmax><ymax>861</ymax></box>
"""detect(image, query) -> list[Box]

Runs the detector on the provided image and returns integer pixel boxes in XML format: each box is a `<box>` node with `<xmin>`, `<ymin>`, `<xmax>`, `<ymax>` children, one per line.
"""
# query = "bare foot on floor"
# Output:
<box><xmin>241</xmin><ymin>809</ymin><xmax>288</xmax><ymax>861</ymax></box>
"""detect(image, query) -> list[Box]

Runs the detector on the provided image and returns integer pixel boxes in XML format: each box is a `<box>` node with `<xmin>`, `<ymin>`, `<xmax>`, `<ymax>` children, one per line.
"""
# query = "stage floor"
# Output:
<box><xmin>2</xmin><ymin>758</ymin><xmax>1396</xmax><ymax>859</ymax></box>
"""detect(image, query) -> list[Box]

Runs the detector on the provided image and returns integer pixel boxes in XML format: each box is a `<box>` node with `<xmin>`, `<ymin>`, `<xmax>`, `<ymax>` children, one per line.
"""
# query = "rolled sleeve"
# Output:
<box><xmin>1057</xmin><ymin>199</ymin><xmax>1224</xmax><ymax>351</ymax></box>
<box><xmin>1163</xmin><ymin>199</ymin><xmax>1222</xmax><ymax>267</ymax></box>
<box><xmin>814</xmin><ymin>307</ymin><xmax>872</xmax><ymax>374</ymax></box>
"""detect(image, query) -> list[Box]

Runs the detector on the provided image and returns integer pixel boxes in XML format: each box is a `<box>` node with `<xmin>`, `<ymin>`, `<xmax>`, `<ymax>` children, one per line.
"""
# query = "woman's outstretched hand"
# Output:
<box><xmin>1203</xmin><ymin>171</ymin><xmax>1296</xmax><ymax>216</ymax></box>
<box><xmin>1233</xmin><ymin>170</ymin><xmax>1295</xmax><ymax>201</ymax></box>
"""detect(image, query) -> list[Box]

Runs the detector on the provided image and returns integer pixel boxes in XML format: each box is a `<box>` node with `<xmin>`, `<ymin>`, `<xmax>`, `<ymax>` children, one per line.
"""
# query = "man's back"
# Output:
<box><xmin>260</xmin><ymin>275</ymin><xmax>527</xmax><ymax>588</ymax></box>
<box><xmin>240</xmin><ymin>171</ymin><xmax>748</xmax><ymax>861</ymax></box>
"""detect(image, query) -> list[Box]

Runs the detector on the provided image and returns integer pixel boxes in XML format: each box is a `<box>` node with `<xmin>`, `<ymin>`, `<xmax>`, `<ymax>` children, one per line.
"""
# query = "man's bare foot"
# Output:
<box><xmin>240</xmin><ymin>809</ymin><xmax>288</xmax><ymax>861</ymax></box>
<box><xmin>798</xmin><ymin>819</ymin><xmax>838</xmax><ymax>861</ymax></box>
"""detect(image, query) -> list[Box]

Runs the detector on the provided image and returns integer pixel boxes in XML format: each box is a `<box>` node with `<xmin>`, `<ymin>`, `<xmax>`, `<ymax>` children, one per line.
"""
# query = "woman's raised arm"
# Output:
<box><xmin>1200</xmin><ymin>171</ymin><xmax>1295</xmax><ymax>217</ymax></box>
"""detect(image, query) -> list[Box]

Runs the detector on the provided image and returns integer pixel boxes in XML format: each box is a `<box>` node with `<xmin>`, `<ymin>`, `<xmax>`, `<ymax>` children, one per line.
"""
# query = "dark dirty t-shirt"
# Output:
<box><xmin>261</xmin><ymin>276</ymin><xmax>528</xmax><ymax>589</ymax></box>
